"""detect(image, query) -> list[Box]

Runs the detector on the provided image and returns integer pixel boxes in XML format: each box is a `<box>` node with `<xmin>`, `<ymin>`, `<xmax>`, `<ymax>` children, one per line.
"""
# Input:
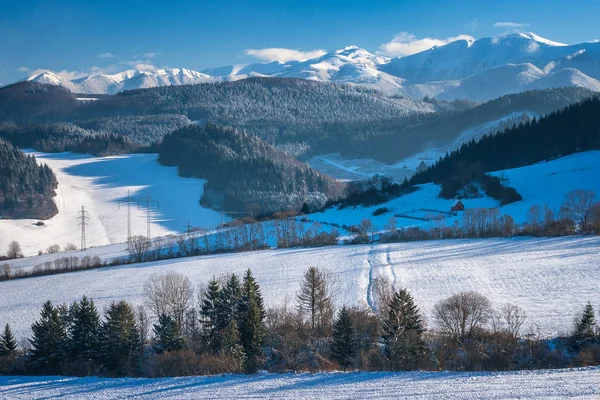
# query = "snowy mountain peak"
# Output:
<box><xmin>517</xmin><ymin>32</ymin><xmax>568</xmax><ymax>47</ymax></box>
<box><xmin>26</xmin><ymin>71</ymin><xmax>64</xmax><ymax>86</ymax></box>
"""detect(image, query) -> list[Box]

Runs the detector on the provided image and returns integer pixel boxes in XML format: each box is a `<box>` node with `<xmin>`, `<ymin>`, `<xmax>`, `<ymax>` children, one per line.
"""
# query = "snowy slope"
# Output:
<box><xmin>0</xmin><ymin>236</ymin><xmax>599</xmax><ymax>339</ymax></box>
<box><xmin>308</xmin><ymin>150</ymin><xmax>600</xmax><ymax>232</ymax></box>
<box><xmin>1</xmin><ymin>367</ymin><xmax>599</xmax><ymax>399</ymax></box>
<box><xmin>0</xmin><ymin>152</ymin><xmax>228</xmax><ymax>257</ymax></box>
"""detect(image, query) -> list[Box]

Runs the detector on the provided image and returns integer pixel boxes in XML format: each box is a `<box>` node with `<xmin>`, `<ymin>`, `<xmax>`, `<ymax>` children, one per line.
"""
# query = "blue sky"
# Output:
<box><xmin>1</xmin><ymin>0</ymin><xmax>599</xmax><ymax>83</ymax></box>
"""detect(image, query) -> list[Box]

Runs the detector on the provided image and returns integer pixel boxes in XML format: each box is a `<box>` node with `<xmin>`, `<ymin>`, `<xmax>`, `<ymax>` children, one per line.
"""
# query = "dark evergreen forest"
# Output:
<box><xmin>0</xmin><ymin>138</ymin><xmax>57</xmax><ymax>219</ymax></box>
<box><xmin>411</xmin><ymin>96</ymin><xmax>600</xmax><ymax>198</ymax></box>
<box><xmin>158</xmin><ymin>124</ymin><xmax>344</xmax><ymax>213</ymax></box>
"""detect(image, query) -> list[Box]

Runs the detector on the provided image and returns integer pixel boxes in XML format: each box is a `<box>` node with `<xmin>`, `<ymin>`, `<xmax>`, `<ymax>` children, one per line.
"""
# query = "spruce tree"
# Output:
<box><xmin>200</xmin><ymin>278</ymin><xmax>222</xmax><ymax>352</ymax></box>
<box><xmin>29</xmin><ymin>301</ymin><xmax>67</xmax><ymax>372</ymax></box>
<box><xmin>68</xmin><ymin>296</ymin><xmax>101</xmax><ymax>360</ymax></box>
<box><xmin>216</xmin><ymin>274</ymin><xmax>242</xmax><ymax>332</ymax></box>
<box><xmin>153</xmin><ymin>314</ymin><xmax>185</xmax><ymax>354</ymax></box>
<box><xmin>98</xmin><ymin>301</ymin><xmax>139</xmax><ymax>376</ymax></box>
<box><xmin>238</xmin><ymin>269</ymin><xmax>266</xmax><ymax>372</ymax></box>
<box><xmin>222</xmin><ymin>319</ymin><xmax>245</xmax><ymax>371</ymax></box>
<box><xmin>382</xmin><ymin>289</ymin><xmax>425</xmax><ymax>370</ymax></box>
<box><xmin>0</xmin><ymin>323</ymin><xmax>18</xmax><ymax>356</ymax></box>
<box><xmin>575</xmin><ymin>301</ymin><xmax>597</xmax><ymax>345</ymax></box>
<box><xmin>297</xmin><ymin>267</ymin><xmax>333</xmax><ymax>335</ymax></box>
<box><xmin>330</xmin><ymin>306</ymin><xmax>356</xmax><ymax>371</ymax></box>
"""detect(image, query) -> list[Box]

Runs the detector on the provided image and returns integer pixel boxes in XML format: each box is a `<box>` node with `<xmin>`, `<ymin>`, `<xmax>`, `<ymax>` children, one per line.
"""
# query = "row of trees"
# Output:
<box><xmin>1</xmin><ymin>268</ymin><xmax>598</xmax><ymax>377</ymax></box>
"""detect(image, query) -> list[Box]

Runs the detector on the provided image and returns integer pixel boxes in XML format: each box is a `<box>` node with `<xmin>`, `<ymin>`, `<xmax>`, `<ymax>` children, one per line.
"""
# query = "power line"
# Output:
<box><xmin>138</xmin><ymin>193</ymin><xmax>159</xmax><ymax>240</ymax></box>
<box><xmin>77</xmin><ymin>206</ymin><xmax>89</xmax><ymax>250</ymax></box>
<box><xmin>119</xmin><ymin>190</ymin><xmax>142</xmax><ymax>249</ymax></box>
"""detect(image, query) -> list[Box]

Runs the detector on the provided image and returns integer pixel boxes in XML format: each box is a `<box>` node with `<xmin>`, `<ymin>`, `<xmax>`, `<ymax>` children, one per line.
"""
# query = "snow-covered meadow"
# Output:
<box><xmin>0</xmin><ymin>152</ymin><xmax>228</xmax><ymax>257</ymax></box>
<box><xmin>1</xmin><ymin>367</ymin><xmax>599</xmax><ymax>399</ymax></box>
<box><xmin>1</xmin><ymin>236</ymin><xmax>599</xmax><ymax>340</ymax></box>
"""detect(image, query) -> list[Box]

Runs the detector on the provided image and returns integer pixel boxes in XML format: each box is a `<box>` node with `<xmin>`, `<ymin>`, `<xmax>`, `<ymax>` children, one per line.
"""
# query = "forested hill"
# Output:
<box><xmin>411</xmin><ymin>96</ymin><xmax>600</xmax><ymax>187</ymax></box>
<box><xmin>158</xmin><ymin>123</ymin><xmax>344</xmax><ymax>213</ymax></box>
<box><xmin>0</xmin><ymin>138</ymin><xmax>58</xmax><ymax>219</ymax></box>
<box><xmin>339</xmin><ymin>87</ymin><xmax>598</xmax><ymax>163</ymax></box>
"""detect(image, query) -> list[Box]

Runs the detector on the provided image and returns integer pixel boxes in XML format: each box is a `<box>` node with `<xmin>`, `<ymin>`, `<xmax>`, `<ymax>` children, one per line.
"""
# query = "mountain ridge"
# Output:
<box><xmin>19</xmin><ymin>32</ymin><xmax>600</xmax><ymax>101</ymax></box>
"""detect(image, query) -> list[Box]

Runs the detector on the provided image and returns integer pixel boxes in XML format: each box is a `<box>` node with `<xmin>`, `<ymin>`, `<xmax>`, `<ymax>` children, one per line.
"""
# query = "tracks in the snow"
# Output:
<box><xmin>366</xmin><ymin>245</ymin><xmax>398</xmax><ymax>313</ymax></box>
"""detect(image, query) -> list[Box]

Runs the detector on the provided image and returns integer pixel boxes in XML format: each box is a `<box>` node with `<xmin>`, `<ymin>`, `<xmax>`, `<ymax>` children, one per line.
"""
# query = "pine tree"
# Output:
<box><xmin>29</xmin><ymin>301</ymin><xmax>67</xmax><ymax>371</ymax></box>
<box><xmin>98</xmin><ymin>301</ymin><xmax>139</xmax><ymax>376</ymax></box>
<box><xmin>0</xmin><ymin>323</ymin><xmax>18</xmax><ymax>356</ymax></box>
<box><xmin>216</xmin><ymin>274</ymin><xmax>242</xmax><ymax>332</ymax></box>
<box><xmin>297</xmin><ymin>266</ymin><xmax>333</xmax><ymax>335</ymax></box>
<box><xmin>153</xmin><ymin>314</ymin><xmax>185</xmax><ymax>354</ymax></box>
<box><xmin>67</xmin><ymin>296</ymin><xmax>101</xmax><ymax>360</ymax></box>
<box><xmin>330</xmin><ymin>306</ymin><xmax>356</xmax><ymax>371</ymax></box>
<box><xmin>382</xmin><ymin>289</ymin><xmax>425</xmax><ymax>370</ymax></box>
<box><xmin>200</xmin><ymin>278</ymin><xmax>222</xmax><ymax>352</ymax></box>
<box><xmin>238</xmin><ymin>269</ymin><xmax>266</xmax><ymax>372</ymax></box>
<box><xmin>575</xmin><ymin>301</ymin><xmax>597</xmax><ymax>345</ymax></box>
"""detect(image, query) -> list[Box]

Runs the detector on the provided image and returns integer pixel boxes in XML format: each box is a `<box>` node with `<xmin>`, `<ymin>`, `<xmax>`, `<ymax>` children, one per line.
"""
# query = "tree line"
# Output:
<box><xmin>0</xmin><ymin>268</ymin><xmax>598</xmax><ymax>377</ymax></box>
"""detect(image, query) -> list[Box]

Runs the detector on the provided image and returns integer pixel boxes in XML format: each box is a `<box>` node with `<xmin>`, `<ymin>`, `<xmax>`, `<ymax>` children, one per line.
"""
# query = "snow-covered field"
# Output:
<box><xmin>1</xmin><ymin>367</ymin><xmax>599</xmax><ymax>399</ymax></box>
<box><xmin>1</xmin><ymin>236</ymin><xmax>598</xmax><ymax>339</ymax></box>
<box><xmin>0</xmin><ymin>152</ymin><xmax>228</xmax><ymax>256</ymax></box>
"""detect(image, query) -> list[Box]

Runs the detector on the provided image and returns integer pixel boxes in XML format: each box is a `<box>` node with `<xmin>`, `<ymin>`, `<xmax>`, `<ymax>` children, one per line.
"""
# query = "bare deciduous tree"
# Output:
<box><xmin>433</xmin><ymin>291</ymin><xmax>491</xmax><ymax>340</ymax></box>
<box><xmin>6</xmin><ymin>241</ymin><xmax>23</xmax><ymax>259</ymax></box>
<box><xmin>46</xmin><ymin>244</ymin><xmax>61</xmax><ymax>254</ymax></box>
<box><xmin>143</xmin><ymin>271</ymin><xmax>193</xmax><ymax>327</ymax></box>
<box><xmin>129</xmin><ymin>235</ymin><xmax>151</xmax><ymax>263</ymax></box>
<box><xmin>561</xmin><ymin>189</ymin><xmax>597</xmax><ymax>231</ymax></box>
<box><xmin>64</xmin><ymin>243</ymin><xmax>77</xmax><ymax>251</ymax></box>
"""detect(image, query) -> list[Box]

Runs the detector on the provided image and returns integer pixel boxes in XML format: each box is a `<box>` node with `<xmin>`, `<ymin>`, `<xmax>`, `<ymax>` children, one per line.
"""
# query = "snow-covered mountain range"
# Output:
<box><xmin>21</xmin><ymin>32</ymin><xmax>600</xmax><ymax>101</ymax></box>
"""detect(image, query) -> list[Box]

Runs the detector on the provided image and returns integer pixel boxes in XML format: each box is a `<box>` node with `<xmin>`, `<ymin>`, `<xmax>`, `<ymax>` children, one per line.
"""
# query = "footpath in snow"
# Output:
<box><xmin>0</xmin><ymin>367</ymin><xmax>598</xmax><ymax>399</ymax></box>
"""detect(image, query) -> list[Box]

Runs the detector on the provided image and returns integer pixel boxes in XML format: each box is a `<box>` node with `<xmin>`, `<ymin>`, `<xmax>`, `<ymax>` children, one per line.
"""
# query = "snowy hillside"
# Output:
<box><xmin>20</xmin><ymin>33</ymin><xmax>600</xmax><ymax>100</ymax></box>
<box><xmin>0</xmin><ymin>236</ymin><xmax>599</xmax><ymax>339</ymax></box>
<box><xmin>1</xmin><ymin>367</ymin><xmax>599</xmax><ymax>399</ymax></box>
<box><xmin>0</xmin><ymin>152</ymin><xmax>228</xmax><ymax>256</ymax></box>
<box><xmin>309</xmin><ymin>151</ymin><xmax>600</xmax><ymax>231</ymax></box>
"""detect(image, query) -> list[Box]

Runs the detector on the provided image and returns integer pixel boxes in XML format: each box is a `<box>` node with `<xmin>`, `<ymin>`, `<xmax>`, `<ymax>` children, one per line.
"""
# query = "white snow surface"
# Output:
<box><xmin>310</xmin><ymin>150</ymin><xmax>600</xmax><ymax>231</ymax></box>
<box><xmin>1</xmin><ymin>236</ymin><xmax>599</xmax><ymax>339</ymax></box>
<box><xmin>1</xmin><ymin>367</ymin><xmax>599</xmax><ymax>399</ymax></box>
<box><xmin>0</xmin><ymin>151</ymin><xmax>228</xmax><ymax>257</ymax></box>
<box><xmin>19</xmin><ymin>33</ymin><xmax>600</xmax><ymax>101</ymax></box>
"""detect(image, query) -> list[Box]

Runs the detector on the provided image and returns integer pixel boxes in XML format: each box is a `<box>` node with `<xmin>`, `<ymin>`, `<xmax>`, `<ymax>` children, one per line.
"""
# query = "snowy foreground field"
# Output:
<box><xmin>1</xmin><ymin>236</ymin><xmax>599</xmax><ymax>339</ymax></box>
<box><xmin>1</xmin><ymin>368</ymin><xmax>599</xmax><ymax>399</ymax></box>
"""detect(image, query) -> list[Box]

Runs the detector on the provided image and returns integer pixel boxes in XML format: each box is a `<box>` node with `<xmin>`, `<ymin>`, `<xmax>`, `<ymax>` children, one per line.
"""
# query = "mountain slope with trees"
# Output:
<box><xmin>411</xmin><ymin>96</ymin><xmax>600</xmax><ymax>198</ymax></box>
<box><xmin>0</xmin><ymin>138</ymin><xmax>57</xmax><ymax>219</ymax></box>
<box><xmin>157</xmin><ymin>123</ymin><xmax>344</xmax><ymax>213</ymax></box>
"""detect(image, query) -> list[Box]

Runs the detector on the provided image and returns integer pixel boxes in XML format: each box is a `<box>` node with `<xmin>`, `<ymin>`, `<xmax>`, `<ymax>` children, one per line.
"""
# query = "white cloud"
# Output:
<box><xmin>144</xmin><ymin>52</ymin><xmax>160</xmax><ymax>58</ymax></box>
<box><xmin>377</xmin><ymin>32</ymin><xmax>475</xmax><ymax>57</ymax></box>
<box><xmin>98</xmin><ymin>52</ymin><xmax>115</xmax><ymax>58</ymax></box>
<box><xmin>494</xmin><ymin>22</ymin><xmax>529</xmax><ymax>29</ymax></box>
<box><xmin>465</xmin><ymin>18</ymin><xmax>482</xmax><ymax>32</ymax></box>
<box><xmin>120</xmin><ymin>60</ymin><xmax>157</xmax><ymax>71</ymax></box>
<box><xmin>17</xmin><ymin>66</ymin><xmax>29</xmax><ymax>72</ymax></box>
<box><xmin>245</xmin><ymin>48</ymin><xmax>327</xmax><ymax>63</ymax></box>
